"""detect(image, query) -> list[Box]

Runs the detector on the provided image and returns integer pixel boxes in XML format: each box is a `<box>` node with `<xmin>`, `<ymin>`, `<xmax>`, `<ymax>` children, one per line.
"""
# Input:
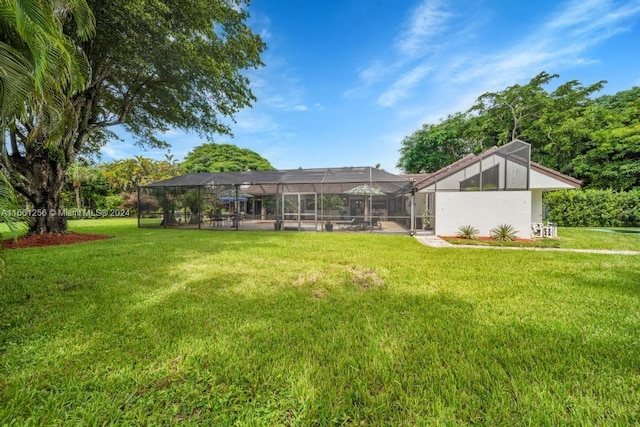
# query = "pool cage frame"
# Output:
<box><xmin>138</xmin><ymin>167</ymin><xmax>417</xmax><ymax>234</ymax></box>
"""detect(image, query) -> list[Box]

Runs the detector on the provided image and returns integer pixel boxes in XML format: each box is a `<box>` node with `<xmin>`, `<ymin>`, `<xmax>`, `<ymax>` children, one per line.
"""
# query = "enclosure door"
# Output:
<box><xmin>425</xmin><ymin>192</ymin><xmax>435</xmax><ymax>231</ymax></box>
<box><xmin>281</xmin><ymin>193</ymin><xmax>317</xmax><ymax>231</ymax></box>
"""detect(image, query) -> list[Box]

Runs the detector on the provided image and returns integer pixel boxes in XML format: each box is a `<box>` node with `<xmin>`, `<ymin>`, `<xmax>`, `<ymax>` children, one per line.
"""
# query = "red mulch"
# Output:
<box><xmin>441</xmin><ymin>236</ymin><xmax>536</xmax><ymax>243</ymax></box>
<box><xmin>2</xmin><ymin>232</ymin><xmax>111</xmax><ymax>249</ymax></box>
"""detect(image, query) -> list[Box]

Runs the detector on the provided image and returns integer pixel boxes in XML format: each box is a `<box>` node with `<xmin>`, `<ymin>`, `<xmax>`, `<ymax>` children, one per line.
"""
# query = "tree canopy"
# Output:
<box><xmin>182</xmin><ymin>143</ymin><xmax>275</xmax><ymax>173</ymax></box>
<box><xmin>397</xmin><ymin>72</ymin><xmax>639</xmax><ymax>191</ymax></box>
<box><xmin>1</xmin><ymin>0</ymin><xmax>265</xmax><ymax>233</ymax></box>
<box><xmin>103</xmin><ymin>155</ymin><xmax>182</xmax><ymax>193</ymax></box>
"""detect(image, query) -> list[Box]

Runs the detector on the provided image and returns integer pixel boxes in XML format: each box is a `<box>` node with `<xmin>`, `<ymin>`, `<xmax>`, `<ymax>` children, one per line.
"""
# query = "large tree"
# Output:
<box><xmin>397</xmin><ymin>113</ymin><xmax>473</xmax><ymax>173</ymax></box>
<box><xmin>397</xmin><ymin>72</ymin><xmax>627</xmax><ymax>188</ymax></box>
<box><xmin>182</xmin><ymin>142</ymin><xmax>274</xmax><ymax>173</ymax></box>
<box><xmin>103</xmin><ymin>155</ymin><xmax>181</xmax><ymax>193</ymax></box>
<box><xmin>1</xmin><ymin>0</ymin><xmax>265</xmax><ymax>233</ymax></box>
<box><xmin>571</xmin><ymin>90</ymin><xmax>640</xmax><ymax>190</ymax></box>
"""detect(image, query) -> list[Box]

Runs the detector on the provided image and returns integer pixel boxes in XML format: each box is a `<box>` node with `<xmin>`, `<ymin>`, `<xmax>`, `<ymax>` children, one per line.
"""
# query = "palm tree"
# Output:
<box><xmin>66</xmin><ymin>162</ymin><xmax>96</xmax><ymax>210</ymax></box>
<box><xmin>0</xmin><ymin>0</ymin><xmax>95</xmax><ymax>127</ymax></box>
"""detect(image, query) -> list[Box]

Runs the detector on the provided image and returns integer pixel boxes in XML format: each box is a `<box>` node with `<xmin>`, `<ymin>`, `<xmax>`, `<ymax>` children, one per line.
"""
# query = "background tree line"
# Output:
<box><xmin>397</xmin><ymin>72</ymin><xmax>640</xmax><ymax>191</ymax></box>
<box><xmin>51</xmin><ymin>142</ymin><xmax>275</xmax><ymax>215</ymax></box>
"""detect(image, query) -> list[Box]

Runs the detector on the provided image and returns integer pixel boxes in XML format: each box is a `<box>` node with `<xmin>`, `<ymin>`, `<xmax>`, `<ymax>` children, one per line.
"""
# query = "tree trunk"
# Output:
<box><xmin>22</xmin><ymin>158</ymin><xmax>69</xmax><ymax>234</ymax></box>
<box><xmin>74</xmin><ymin>183</ymin><xmax>82</xmax><ymax>210</ymax></box>
<box><xmin>30</xmin><ymin>195</ymin><xmax>68</xmax><ymax>234</ymax></box>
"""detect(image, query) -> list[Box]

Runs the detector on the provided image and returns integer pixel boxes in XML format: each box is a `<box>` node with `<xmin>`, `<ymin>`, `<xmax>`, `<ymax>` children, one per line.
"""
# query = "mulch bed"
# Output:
<box><xmin>441</xmin><ymin>236</ymin><xmax>537</xmax><ymax>244</ymax></box>
<box><xmin>2</xmin><ymin>232</ymin><xmax>111</xmax><ymax>249</ymax></box>
<box><xmin>470</xmin><ymin>236</ymin><xmax>535</xmax><ymax>243</ymax></box>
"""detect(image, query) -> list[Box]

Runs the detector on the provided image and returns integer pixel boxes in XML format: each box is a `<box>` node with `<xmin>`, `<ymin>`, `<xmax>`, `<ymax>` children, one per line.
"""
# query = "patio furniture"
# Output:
<box><xmin>336</xmin><ymin>218</ymin><xmax>357</xmax><ymax>230</ymax></box>
<box><xmin>351</xmin><ymin>217</ymin><xmax>369</xmax><ymax>230</ymax></box>
<box><xmin>371</xmin><ymin>217</ymin><xmax>382</xmax><ymax>230</ymax></box>
<box><xmin>209</xmin><ymin>213</ymin><xmax>225</xmax><ymax>227</ymax></box>
<box><xmin>335</xmin><ymin>217</ymin><xmax>381</xmax><ymax>231</ymax></box>
<box><xmin>532</xmin><ymin>222</ymin><xmax>557</xmax><ymax>238</ymax></box>
<box><xmin>543</xmin><ymin>222</ymin><xmax>557</xmax><ymax>238</ymax></box>
<box><xmin>531</xmin><ymin>223</ymin><xmax>544</xmax><ymax>238</ymax></box>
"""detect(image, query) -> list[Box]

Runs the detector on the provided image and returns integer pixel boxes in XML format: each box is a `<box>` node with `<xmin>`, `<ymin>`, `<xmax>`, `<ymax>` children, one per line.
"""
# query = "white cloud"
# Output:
<box><xmin>293</xmin><ymin>105</ymin><xmax>308</xmax><ymax>112</ymax></box>
<box><xmin>432</xmin><ymin>0</ymin><xmax>640</xmax><ymax>95</ymax></box>
<box><xmin>351</xmin><ymin>0</ymin><xmax>640</xmax><ymax>115</ymax></box>
<box><xmin>233</xmin><ymin>109</ymin><xmax>280</xmax><ymax>134</ymax></box>
<box><xmin>100</xmin><ymin>143</ymin><xmax>128</xmax><ymax>161</ymax></box>
<box><xmin>377</xmin><ymin>64</ymin><xmax>432</xmax><ymax>107</ymax></box>
<box><xmin>250</xmin><ymin>13</ymin><xmax>272</xmax><ymax>40</ymax></box>
<box><xmin>346</xmin><ymin>0</ymin><xmax>455</xmax><ymax>103</ymax></box>
<box><xmin>358</xmin><ymin>60</ymin><xmax>390</xmax><ymax>84</ymax></box>
<box><xmin>395</xmin><ymin>0</ymin><xmax>452</xmax><ymax>57</ymax></box>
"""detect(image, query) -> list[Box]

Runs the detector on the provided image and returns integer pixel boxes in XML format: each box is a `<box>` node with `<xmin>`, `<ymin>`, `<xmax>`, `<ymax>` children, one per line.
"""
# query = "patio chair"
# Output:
<box><xmin>210</xmin><ymin>214</ymin><xmax>225</xmax><ymax>227</ymax></box>
<box><xmin>350</xmin><ymin>217</ymin><xmax>369</xmax><ymax>231</ymax></box>
<box><xmin>336</xmin><ymin>218</ymin><xmax>356</xmax><ymax>230</ymax></box>
<box><xmin>543</xmin><ymin>222</ymin><xmax>557</xmax><ymax>238</ymax></box>
<box><xmin>371</xmin><ymin>217</ymin><xmax>382</xmax><ymax>230</ymax></box>
<box><xmin>531</xmin><ymin>223</ymin><xmax>543</xmax><ymax>238</ymax></box>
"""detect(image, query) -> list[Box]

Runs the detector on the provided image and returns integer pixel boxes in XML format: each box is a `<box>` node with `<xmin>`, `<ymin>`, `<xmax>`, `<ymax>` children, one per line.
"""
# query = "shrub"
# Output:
<box><xmin>490</xmin><ymin>224</ymin><xmax>518</xmax><ymax>241</ymax></box>
<box><xmin>103</xmin><ymin>194</ymin><xmax>126</xmax><ymax>211</ymax></box>
<box><xmin>124</xmin><ymin>191</ymin><xmax>159</xmax><ymax>214</ymax></box>
<box><xmin>545</xmin><ymin>189</ymin><xmax>640</xmax><ymax>227</ymax></box>
<box><xmin>457</xmin><ymin>225</ymin><xmax>479</xmax><ymax>239</ymax></box>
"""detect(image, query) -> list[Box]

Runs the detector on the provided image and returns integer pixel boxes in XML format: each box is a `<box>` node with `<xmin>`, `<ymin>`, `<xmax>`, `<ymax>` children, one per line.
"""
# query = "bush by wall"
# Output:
<box><xmin>545</xmin><ymin>189</ymin><xmax>640</xmax><ymax>227</ymax></box>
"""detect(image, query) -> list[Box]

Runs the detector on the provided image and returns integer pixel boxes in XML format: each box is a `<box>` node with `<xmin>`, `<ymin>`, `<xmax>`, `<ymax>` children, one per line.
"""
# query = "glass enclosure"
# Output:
<box><xmin>138</xmin><ymin>167</ymin><xmax>415</xmax><ymax>234</ymax></box>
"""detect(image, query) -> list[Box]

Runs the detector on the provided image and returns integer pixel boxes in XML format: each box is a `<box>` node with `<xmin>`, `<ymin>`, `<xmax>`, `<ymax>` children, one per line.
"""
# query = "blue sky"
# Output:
<box><xmin>103</xmin><ymin>0</ymin><xmax>640</xmax><ymax>172</ymax></box>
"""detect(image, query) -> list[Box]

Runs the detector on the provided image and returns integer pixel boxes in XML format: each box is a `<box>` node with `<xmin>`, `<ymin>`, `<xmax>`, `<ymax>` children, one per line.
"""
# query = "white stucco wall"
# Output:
<box><xmin>531</xmin><ymin>189</ymin><xmax>543</xmax><ymax>223</ymax></box>
<box><xmin>530</xmin><ymin>169</ymin><xmax>577</xmax><ymax>189</ymax></box>
<box><xmin>435</xmin><ymin>191</ymin><xmax>532</xmax><ymax>238</ymax></box>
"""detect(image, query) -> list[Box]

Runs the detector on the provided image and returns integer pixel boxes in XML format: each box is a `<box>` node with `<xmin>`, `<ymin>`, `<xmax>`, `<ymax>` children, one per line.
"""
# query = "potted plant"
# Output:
<box><xmin>420</xmin><ymin>207</ymin><xmax>432</xmax><ymax>230</ymax></box>
<box><xmin>321</xmin><ymin>195</ymin><xmax>344</xmax><ymax>231</ymax></box>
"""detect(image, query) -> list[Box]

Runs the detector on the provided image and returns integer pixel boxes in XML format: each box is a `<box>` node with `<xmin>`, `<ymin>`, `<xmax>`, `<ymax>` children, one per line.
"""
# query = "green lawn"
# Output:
<box><xmin>1</xmin><ymin>219</ymin><xmax>640</xmax><ymax>424</ymax></box>
<box><xmin>559</xmin><ymin>227</ymin><xmax>640</xmax><ymax>251</ymax></box>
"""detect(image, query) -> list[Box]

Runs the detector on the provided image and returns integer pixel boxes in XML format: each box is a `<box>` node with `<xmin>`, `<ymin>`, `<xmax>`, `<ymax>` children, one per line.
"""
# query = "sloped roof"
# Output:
<box><xmin>413</xmin><ymin>140</ymin><xmax>581</xmax><ymax>190</ymax></box>
<box><xmin>143</xmin><ymin>166</ymin><xmax>411</xmax><ymax>189</ymax></box>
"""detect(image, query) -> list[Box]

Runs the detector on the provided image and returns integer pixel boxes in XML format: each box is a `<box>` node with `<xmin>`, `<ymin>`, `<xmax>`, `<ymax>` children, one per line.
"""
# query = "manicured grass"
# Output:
<box><xmin>1</xmin><ymin>219</ymin><xmax>640</xmax><ymax>424</ymax></box>
<box><xmin>559</xmin><ymin>227</ymin><xmax>640</xmax><ymax>251</ymax></box>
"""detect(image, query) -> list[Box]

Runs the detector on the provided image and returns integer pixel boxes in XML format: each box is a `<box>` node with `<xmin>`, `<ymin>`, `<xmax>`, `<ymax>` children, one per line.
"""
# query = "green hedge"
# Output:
<box><xmin>545</xmin><ymin>189</ymin><xmax>640</xmax><ymax>227</ymax></box>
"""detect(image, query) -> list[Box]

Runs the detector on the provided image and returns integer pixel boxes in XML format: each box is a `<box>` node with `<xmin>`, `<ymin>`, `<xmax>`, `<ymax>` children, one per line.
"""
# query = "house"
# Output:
<box><xmin>411</xmin><ymin>139</ymin><xmax>581</xmax><ymax>238</ymax></box>
<box><xmin>138</xmin><ymin>140</ymin><xmax>580</xmax><ymax>237</ymax></box>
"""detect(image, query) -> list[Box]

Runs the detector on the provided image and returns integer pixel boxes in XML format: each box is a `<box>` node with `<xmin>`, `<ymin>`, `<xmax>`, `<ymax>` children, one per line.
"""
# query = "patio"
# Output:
<box><xmin>138</xmin><ymin>167</ymin><xmax>416</xmax><ymax>235</ymax></box>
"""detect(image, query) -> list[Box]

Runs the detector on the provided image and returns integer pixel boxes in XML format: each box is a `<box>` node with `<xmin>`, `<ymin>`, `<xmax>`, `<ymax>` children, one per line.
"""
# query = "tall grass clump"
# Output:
<box><xmin>456</xmin><ymin>225</ymin><xmax>479</xmax><ymax>239</ymax></box>
<box><xmin>490</xmin><ymin>223</ymin><xmax>518</xmax><ymax>241</ymax></box>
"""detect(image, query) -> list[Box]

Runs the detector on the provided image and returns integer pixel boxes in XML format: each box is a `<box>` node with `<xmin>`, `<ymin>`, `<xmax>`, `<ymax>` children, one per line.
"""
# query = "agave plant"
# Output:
<box><xmin>456</xmin><ymin>225</ymin><xmax>479</xmax><ymax>239</ymax></box>
<box><xmin>490</xmin><ymin>224</ymin><xmax>518</xmax><ymax>241</ymax></box>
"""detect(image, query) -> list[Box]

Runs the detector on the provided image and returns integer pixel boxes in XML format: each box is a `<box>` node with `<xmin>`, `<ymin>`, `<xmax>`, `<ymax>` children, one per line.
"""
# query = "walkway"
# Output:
<box><xmin>414</xmin><ymin>235</ymin><xmax>640</xmax><ymax>256</ymax></box>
